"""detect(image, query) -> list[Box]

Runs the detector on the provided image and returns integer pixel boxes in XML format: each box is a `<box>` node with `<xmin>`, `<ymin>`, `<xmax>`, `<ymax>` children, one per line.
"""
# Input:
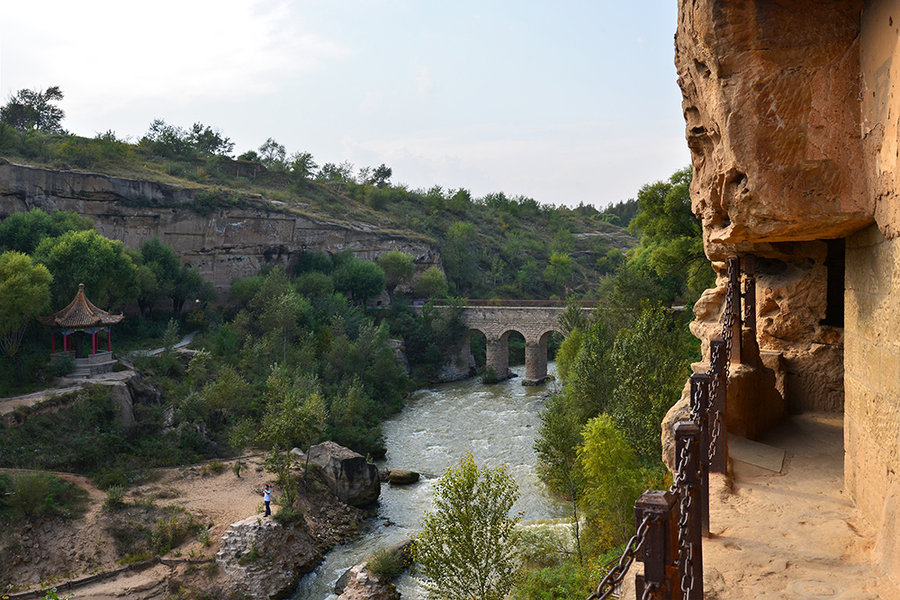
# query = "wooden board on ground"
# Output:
<box><xmin>729</xmin><ymin>434</ymin><xmax>785</xmax><ymax>473</ymax></box>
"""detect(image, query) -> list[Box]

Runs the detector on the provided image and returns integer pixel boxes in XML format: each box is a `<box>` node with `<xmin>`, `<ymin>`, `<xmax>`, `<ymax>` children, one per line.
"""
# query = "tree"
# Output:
<box><xmin>543</xmin><ymin>251</ymin><xmax>573</xmax><ymax>295</ymax></box>
<box><xmin>34</xmin><ymin>229</ymin><xmax>138</xmax><ymax>309</ymax></box>
<box><xmin>0</xmin><ymin>209</ymin><xmax>92</xmax><ymax>255</ymax></box>
<box><xmin>258</xmin><ymin>138</ymin><xmax>286</xmax><ymax>170</ymax></box>
<box><xmin>289</xmin><ymin>151</ymin><xmax>318</xmax><ymax>179</ymax></box>
<box><xmin>258</xmin><ymin>366</ymin><xmax>327</xmax><ymax>451</ymax></box>
<box><xmin>0</xmin><ymin>86</ymin><xmax>65</xmax><ymax>133</ymax></box>
<box><xmin>578</xmin><ymin>415</ymin><xmax>646</xmax><ymax>551</ymax></box>
<box><xmin>442</xmin><ymin>222</ymin><xmax>479</xmax><ymax>294</ymax></box>
<box><xmin>414</xmin><ymin>267</ymin><xmax>448</xmax><ymax>299</ymax></box>
<box><xmin>377</xmin><ymin>250</ymin><xmax>414</xmax><ymax>302</ymax></box>
<box><xmin>535</xmin><ymin>393</ymin><xmax>585</xmax><ymax>564</ymax></box>
<box><xmin>0</xmin><ymin>252</ymin><xmax>52</xmax><ymax>358</ymax></box>
<box><xmin>332</xmin><ymin>257</ymin><xmax>385</xmax><ymax>303</ymax></box>
<box><xmin>141</xmin><ymin>119</ymin><xmax>193</xmax><ymax>158</ymax></box>
<box><xmin>188</xmin><ymin>122</ymin><xmax>234</xmax><ymax>156</ymax></box>
<box><xmin>171</xmin><ymin>264</ymin><xmax>216</xmax><ymax>314</ymax></box>
<box><xmin>371</xmin><ymin>163</ymin><xmax>392</xmax><ymax>187</ymax></box>
<box><xmin>606</xmin><ymin>304</ymin><xmax>694</xmax><ymax>464</ymax></box>
<box><xmin>412</xmin><ymin>455</ymin><xmax>521</xmax><ymax>600</ymax></box>
<box><xmin>627</xmin><ymin>167</ymin><xmax>714</xmax><ymax>302</ymax></box>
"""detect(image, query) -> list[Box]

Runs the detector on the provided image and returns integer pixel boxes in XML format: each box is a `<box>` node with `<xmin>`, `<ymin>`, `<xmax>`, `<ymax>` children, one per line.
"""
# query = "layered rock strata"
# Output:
<box><xmin>0</xmin><ymin>159</ymin><xmax>441</xmax><ymax>294</ymax></box>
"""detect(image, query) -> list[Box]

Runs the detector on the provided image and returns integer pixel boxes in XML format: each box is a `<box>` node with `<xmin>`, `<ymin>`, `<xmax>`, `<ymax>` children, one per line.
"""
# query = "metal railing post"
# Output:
<box><xmin>708</xmin><ymin>338</ymin><xmax>728</xmax><ymax>474</ymax></box>
<box><xmin>675</xmin><ymin>421</ymin><xmax>703</xmax><ymax>600</ymax></box>
<box><xmin>634</xmin><ymin>490</ymin><xmax>679</xmax><ymax>600</ymax></box>
<box><xmin>690</xmin><ymin>372</ymin><xmax>711</xmax><ymax>537</ymax></box>
<box><xmin>726</xmin><ymin>256</ymin><xmax>742</xmax><ymax>365</ymax></box>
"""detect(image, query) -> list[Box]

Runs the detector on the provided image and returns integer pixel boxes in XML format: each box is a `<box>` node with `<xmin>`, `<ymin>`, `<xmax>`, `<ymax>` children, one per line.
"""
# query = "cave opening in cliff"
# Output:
<box><xmin>820</xmin><ymin>238</ymin><xmax>845</xmax><ymax>328</ymax></box>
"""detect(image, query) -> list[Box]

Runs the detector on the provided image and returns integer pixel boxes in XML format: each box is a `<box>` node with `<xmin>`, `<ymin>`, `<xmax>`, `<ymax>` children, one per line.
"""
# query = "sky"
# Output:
<box><xmin>0</xmin><ymin>1</ymin><xmax>689</xmax><ymax>209</ymax></box>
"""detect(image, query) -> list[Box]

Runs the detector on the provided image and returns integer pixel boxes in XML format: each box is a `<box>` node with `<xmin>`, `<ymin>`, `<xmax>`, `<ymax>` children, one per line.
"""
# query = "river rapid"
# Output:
<box><xmin>291</xmin><ymin>363</ymin><xmax>568</xmax><ymax>599</ymax></box>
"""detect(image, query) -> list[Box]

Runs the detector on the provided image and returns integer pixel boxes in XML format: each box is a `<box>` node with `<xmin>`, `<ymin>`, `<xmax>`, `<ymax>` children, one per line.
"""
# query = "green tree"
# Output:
<box><xmin>0</xmin><ymin>209</ymin><xmax>92</xmax><ymax>255</ymax></box>
<box><xmin>141</xmin><ymin>119</ymin><xmax>193</xmax><ymax>158</ymax></box>
<box><xmin>578</xmin><ymin>414</ymin><xmax>645</xmax><ymax>552</ymax></box>
<box><xmin>441</xmin><ymin>222</ymin><xmax>479</xmax><ymax>294</ymax></box>
<box><xmin>332</xmin><ymin>257</ymin><xmax>385</xmax><ymax>303</ymax></box>
<box><xmin>258</xmin><ymin>366</ymin><xmax>327</xmax><ymax>450</ymax></box>
<box><xmin>543</xmin><ymin>252</ymin><xmax>573</xmax><ymax>295</ymax></box>
<box><xmin>413</xmin><ymin>455</ymin><xmax>521</xmax><ymax>600</ymax></box>
<box><xmin>606</xmin><ymin>304</ymin><xmax>694</xmax><ymax>464</ymax></box>
<box><xmin>0</xmin><ymin>86</ymin><xmax>65</xmax><ymax>132</ymax></box>
<box><xmin>34</xmin><ymin>229</ymin><xmax>138</xmax><ymax>309</ymax></box>
<box><xmin>188</xmin><ymin>122</ymin><xmax>234</xmax><ymax>156</ymax></box>
<box><xmin>377</xmin><ymin>250</ymin><xmax>414</xmax><ymax>302</ymax></box>
<box><xmin>414</xmin><ymin>267</ymin><xmax>448</xmax><ymax>298</ymax></box>
<box><xmin>0</xmin><ymin>251</ymin><xmax>52</xmax><ymax>358</ymax></box>
<box><xmin>258</xmin><ymin>137</ymin><xmax>286</xmax><ymax>170</ymax></box>
<box><xmin>289</xmin><ymin>151</ymin><xmax>318</xmax><ymax>179</ymax></box>
<box><xmin>627</xmin><ymin>167</ymin><xmax>713</xmax><ymax>302</ymax></box>
<box><xmin>535</xmin><ymin>393</ymin><xmax>585</xmax><ymax>564</ymax></box>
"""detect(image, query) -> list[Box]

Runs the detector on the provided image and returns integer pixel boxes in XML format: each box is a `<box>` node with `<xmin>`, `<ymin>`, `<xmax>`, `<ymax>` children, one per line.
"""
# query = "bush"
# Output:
<box><xmin>272</xmin><ymin>505</ymin><xmax>304</xmax><ymax>526</ymax></box>
<box><xmin>150</xmin><ymin>513</ymin><xmax>203</xmax><ymax>554</ymax></box>
<box><xmin>367</xmin><ymin>545</ymin><xmax>409</xmax><ymax>580</ymax></box>
<box><xmin>104</xmin><ymin>484</ymin><xmax>127</xmax><ymax>510</ymax></box>
<box><xmin>2</xmin><ymin>472</ymin><xmax>89</xmax><ymax>521</ymax></box>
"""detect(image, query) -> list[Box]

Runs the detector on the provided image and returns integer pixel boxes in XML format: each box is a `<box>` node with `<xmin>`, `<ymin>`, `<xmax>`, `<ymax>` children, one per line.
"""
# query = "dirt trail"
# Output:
<box><xmin>2</xmin><ymin>456</ymin><xmax>274</xmax><ymax>599</ymax></box>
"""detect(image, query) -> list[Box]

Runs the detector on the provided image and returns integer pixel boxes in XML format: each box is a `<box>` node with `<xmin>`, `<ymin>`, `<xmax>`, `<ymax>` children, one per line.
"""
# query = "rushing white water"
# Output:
<box><xmin>291</xmin><ymin>363</ymin><xmax>568</xmax><ymax>600</ymax></box>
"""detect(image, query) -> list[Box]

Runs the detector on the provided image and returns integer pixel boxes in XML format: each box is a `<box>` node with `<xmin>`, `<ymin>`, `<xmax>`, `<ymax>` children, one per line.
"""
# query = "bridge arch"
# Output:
<box><xmin>457</xmin><ymin>306</ymin><xmax>567</xmax><ymax>385</ymax></box>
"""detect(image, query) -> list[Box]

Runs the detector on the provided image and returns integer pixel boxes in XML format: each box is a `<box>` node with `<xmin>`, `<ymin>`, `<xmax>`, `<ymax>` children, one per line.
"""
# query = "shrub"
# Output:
<box><xmin>104</xmin><ymin>484</ymin><xmax>127</xmax><ymax>510</ymax></box>
<box><xmin>367</xmin><ymin>545</ymin><xmax>408</xmax><ymax>580</ymax></box>
<box><xmin>207</xmin><ymin>460</ymin><xmax>225</xmax><ymax>475</ymax></box>
<box><xmin>4</xmin><ymin>472</ymin><xmax>88</xmax><ymax>521</ymax></box>
<box><xmin>272</xmin><ymin>505</ymin><xmax>304</xmax><ymax>526</ymax></box>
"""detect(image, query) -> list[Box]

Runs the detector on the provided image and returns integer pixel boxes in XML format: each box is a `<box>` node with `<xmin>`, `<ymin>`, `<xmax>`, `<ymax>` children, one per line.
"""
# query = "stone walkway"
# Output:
<box><xmin>701</xmin><ymin>413</ymin><xmax>898</xmax><ymax>599</ymax></box>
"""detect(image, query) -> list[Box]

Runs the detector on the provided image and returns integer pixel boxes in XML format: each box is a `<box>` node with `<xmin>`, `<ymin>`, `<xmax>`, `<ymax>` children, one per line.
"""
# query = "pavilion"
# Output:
<box><xmin>39</xmin><ymin>283</ymin><xmax>124</xmax><ymax>357</ymax></box>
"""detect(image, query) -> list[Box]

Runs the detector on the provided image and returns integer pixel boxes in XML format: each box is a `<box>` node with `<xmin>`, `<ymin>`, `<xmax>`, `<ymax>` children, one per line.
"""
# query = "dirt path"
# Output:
<box><xmin>2</xmin><ymin>457</ymin><xmax>274</xmax><ymax>599</ymax></box>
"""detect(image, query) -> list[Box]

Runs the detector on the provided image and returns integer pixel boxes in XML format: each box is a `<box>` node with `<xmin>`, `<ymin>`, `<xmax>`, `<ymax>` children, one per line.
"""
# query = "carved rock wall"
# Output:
<box><xmin>0</xmin><ymin>160</ymin><xmax>441</xmax><ymax>294</ymax></box>
<box><xmin>677</xmin><ymin>0</ymin><xmax>900</xmax><ymax>585</ymax></box>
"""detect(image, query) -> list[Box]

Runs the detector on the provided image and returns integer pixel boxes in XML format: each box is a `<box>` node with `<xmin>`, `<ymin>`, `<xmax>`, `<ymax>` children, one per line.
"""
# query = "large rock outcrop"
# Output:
<box><xmin>215</xmin><ymin>515</ymin><xmax>323</xmax><ymax>600</ymax></box>
<box><xmin>0</xmin><ymin>159</ymin><xmax>441</xmax><ymax>295</ymax></box>
<box><xmin>307</xmin><ymin>441</ymin><xmax>380</xmax><ymax>506</ymax></box>
<box><xmin>676</xmin><ymin>0</ymin><xmax>900</xmax><ymax>586</ymax></box>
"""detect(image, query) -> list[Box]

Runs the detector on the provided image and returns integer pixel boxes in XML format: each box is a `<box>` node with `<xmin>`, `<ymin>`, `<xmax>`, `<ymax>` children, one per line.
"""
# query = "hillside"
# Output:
<box><xmin>0</xmin><ymin>126</ymin><xmax>635</xmax><ymax>299</ymax></box>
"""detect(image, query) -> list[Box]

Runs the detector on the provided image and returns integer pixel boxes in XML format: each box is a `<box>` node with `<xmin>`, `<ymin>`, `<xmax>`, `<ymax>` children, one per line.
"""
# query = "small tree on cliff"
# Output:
<box><xmin>0</xmin><ymin>86</ymin><xmax>65</xmax><ymax>133</ymax></box>
<box><xmin>412</xmin><ymin>455</ymin><xmax>521</xmax><ymax>600</ymax></box>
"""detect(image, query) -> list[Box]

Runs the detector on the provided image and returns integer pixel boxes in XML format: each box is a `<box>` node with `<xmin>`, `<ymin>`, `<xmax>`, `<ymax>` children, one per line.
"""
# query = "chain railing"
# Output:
<box><xmin>586</xmin><ymin>255</ymin><xmax>755</xmax><ymax>600</ymax></box>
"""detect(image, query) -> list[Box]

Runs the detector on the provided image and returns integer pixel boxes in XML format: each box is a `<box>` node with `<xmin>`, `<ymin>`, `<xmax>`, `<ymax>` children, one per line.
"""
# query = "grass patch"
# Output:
<box><xmin>367</xmin><ymin>545</ymin><xmax>410</xmax><ymax>580</ymax></box>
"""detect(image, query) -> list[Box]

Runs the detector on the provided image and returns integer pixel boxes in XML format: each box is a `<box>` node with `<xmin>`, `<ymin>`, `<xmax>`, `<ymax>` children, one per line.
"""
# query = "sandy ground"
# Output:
<box><xmin>2</xmin><ymin>456</ymin><xmax>276</xmax><ymax>599</ymax></box>
<box><xmin>626</xmin><ymin>413</ymin><xmax>899</xmax><ymax>599</ymax></box>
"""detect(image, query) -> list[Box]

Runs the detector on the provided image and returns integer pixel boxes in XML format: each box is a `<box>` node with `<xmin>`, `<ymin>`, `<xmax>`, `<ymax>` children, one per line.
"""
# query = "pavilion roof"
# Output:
<box><xmin>38</xmin><ymin>283</ymin><xmax>124</xmax><ymax>329</ymax></box>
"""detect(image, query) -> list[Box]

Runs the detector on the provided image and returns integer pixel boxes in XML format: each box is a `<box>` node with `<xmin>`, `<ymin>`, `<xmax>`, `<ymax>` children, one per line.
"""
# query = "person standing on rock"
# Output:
<box><xmin>263</xmin><ymin>486</ymin><xmax>272</xmax><ymax>517</ymax></box>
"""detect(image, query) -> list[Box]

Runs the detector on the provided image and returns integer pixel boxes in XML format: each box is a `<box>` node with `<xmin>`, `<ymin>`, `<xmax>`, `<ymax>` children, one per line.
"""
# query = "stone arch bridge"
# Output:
<box><xmin>456</xmin><ymin>304</ymin><xmax>570</xmax><ymax>385</ymax></box>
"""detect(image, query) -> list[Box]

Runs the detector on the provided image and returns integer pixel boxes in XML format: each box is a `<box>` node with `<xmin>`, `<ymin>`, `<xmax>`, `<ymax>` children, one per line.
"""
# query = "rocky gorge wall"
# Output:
<box><xmin>0</xmin><ymin>159</ymin><xmax>441</xmax><ymax>294</ymax></box>
<box><xmin>676</xmin><ymin>0</ymin><xmax>900</xmax><ymax>585</ymax></box>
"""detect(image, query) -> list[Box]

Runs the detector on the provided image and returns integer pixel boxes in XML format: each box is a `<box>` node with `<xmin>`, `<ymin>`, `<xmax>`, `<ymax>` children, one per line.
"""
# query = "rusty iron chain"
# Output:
<box><xmin>722</xmin><ymin>259</ymin><xmax>737</xmax><ymax>381</ymax></box>
<box><xmin>671</xmin><ymin>442</ymin><xmax>697</xmax><ymax>598</ymax></box>
<box><xmin>706</xmin><ymin>341</ymin><xmax>723</xmax><ymax>463</ymax></box>
<box><xmin>585</xmin><ymin>515</ymin><xmax>654</xmax><ymax>600</ymax></box>
<box><xmin>641</xmin><ymin>581</ymin><xmax>660</xmax><ymax>600</ymax></box>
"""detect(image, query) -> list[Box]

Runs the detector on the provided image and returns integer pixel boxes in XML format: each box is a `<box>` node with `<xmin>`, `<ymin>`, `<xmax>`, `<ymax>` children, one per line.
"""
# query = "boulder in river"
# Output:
<box><xmin>307</xmin><ymin>441</ymin><xmax>380</xmax><ymax>506</ymax></box>
<box><xmin>387</xmin><ymin>469</ymin><xmax>420</xmax><ymax>485</ymax></box>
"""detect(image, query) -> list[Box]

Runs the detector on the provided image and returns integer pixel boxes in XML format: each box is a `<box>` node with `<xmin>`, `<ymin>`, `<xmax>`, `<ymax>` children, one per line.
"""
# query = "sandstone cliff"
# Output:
<box><xmin>676</xmin><ymin>0</ymin><xmax>900</xmax><ymax>587</ymax></box>
<box><xmin>0</xmin><ymin>159</ymin><xmax>441</xmax><ymax>294</ymax></box>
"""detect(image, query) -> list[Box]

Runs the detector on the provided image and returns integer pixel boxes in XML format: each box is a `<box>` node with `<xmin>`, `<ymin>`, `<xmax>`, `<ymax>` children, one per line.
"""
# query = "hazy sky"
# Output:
<box><xmin>0</xmin><ymin>1</ymin><xmax>689</xmax><ymax>208</ymax></box>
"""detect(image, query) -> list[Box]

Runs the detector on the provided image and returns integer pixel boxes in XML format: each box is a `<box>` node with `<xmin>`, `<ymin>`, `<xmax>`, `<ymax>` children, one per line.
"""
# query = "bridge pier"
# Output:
<box><xmin>485</xmin><ymin>334</ymin><xmax>511</xmax><ymax>382</ymax></box>
<box><xmin>523</xmin><ymin>337</ymin><xmax>551</xmax><ymax>385</ymax></box>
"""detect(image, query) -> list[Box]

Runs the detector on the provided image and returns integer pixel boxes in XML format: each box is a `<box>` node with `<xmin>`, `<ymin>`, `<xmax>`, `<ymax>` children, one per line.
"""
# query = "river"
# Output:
<box><xmin>291</xmin><ymin>363</ymin><xmax>569</xmax><ymax>599</ymax></box>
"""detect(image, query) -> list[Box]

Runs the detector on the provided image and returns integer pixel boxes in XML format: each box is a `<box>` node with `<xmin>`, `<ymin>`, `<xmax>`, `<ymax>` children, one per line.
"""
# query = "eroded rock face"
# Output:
<box><xmin>308</xmin><ymin>441</ymin><xmax>380</xmax><ymax>506</ymax></box>
<box><xmin>0</xmin><ymin>160</ymin><xmax>441</xmax><ymax>295</ymax></box>
<box><xmin>215</xmin><ymin>515</ymin><xmax>322</xmax><ymax>600</ymax></box>
<box><xmin>677</xmin><ymin>0</ymin><xmax>900</xmax><ymax>587</ymax></box>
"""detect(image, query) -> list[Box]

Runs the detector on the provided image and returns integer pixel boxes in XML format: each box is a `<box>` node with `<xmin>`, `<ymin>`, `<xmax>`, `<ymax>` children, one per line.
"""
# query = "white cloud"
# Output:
<box><xmin>0</xmin><ymin>0</ymin><xmax>349</xmax><ymax>115</ymax></box>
